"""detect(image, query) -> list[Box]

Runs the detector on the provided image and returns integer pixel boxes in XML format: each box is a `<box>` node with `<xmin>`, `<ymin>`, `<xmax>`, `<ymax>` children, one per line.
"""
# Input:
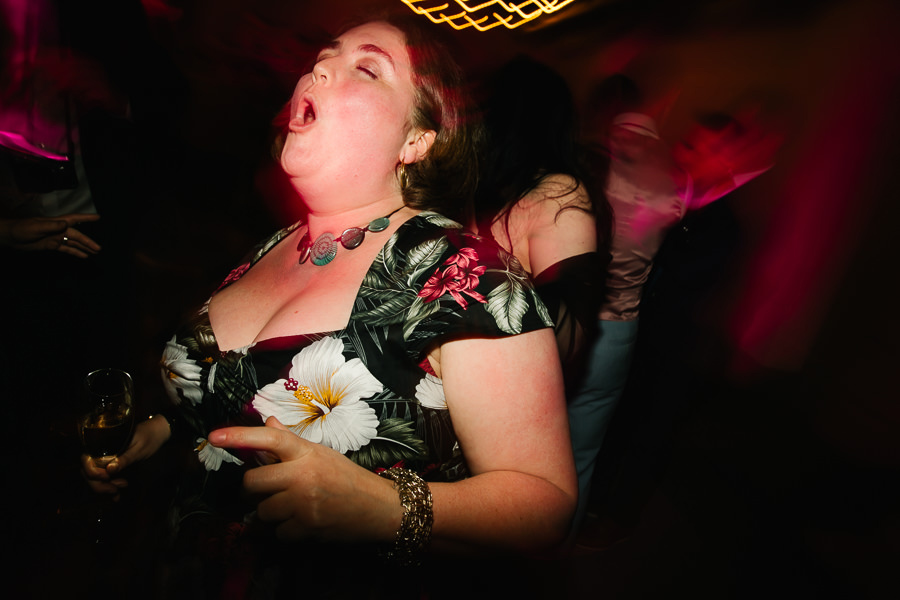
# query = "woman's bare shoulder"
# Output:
<box><xmin>521</xmin><ymin>174</ymin><xmax>591</xmax><ymax>213</ymax></box>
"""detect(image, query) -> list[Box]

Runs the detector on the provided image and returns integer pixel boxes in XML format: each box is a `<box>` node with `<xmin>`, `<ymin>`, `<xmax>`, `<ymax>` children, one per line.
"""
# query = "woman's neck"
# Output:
<box><xmin>301</xmin><ymin>195</ymin><xmax>408</xmax><ymax>239</ymax></box>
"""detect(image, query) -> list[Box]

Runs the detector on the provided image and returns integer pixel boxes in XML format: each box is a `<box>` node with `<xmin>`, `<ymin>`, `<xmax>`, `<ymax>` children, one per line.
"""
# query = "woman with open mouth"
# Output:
<box><xmin>82</xmin><ymin>12</ymin><xmax>576</xmax><ymax>599</ymax></box>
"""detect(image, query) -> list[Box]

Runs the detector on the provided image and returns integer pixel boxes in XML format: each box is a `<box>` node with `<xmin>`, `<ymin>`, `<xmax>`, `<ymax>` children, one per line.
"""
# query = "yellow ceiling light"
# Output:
<box><xmin>401</xmin><ymin>0</ymin><xmax>578</xmax><ymax>31</ymax></box>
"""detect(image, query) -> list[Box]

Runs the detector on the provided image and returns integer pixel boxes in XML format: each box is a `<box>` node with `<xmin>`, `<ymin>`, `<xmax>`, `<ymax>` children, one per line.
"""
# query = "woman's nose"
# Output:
<box><xmin>312</xmin><ymin>59</ymin><xmax>330</xmax><ymax>84</ymax></box>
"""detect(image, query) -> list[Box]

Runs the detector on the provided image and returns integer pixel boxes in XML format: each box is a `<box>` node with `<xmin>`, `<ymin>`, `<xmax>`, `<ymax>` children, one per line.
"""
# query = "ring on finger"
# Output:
<box><xmin>62</xmin><ymin>236</ymin><xmax>69</xmax><ymax>245</ymax></box>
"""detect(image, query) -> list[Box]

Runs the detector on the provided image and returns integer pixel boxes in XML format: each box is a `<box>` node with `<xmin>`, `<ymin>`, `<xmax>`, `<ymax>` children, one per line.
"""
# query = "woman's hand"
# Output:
<box><xmin>209</xmin><ymin>417</ymin><xmax>403</xmax><ymax>543</ymax></box>
<box><xmin>0</xmin><ymin>214</ymin><xmax>101</xmax><ymax>258</ymax></box>
<box><xmin>81</xmin><ymin>414</ymin><xmax>172</xmax><ymax>497</ymax></box>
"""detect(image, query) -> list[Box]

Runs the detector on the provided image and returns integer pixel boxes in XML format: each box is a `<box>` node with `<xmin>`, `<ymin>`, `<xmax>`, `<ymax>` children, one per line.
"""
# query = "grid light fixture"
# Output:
<box><xmin>401</xmin><ymin>0</ymin><xmax>578</xmax><ymax>31</ymax></box>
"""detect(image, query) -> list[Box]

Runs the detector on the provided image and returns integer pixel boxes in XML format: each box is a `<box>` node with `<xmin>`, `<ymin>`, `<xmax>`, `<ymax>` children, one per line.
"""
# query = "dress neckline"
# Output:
<box><xmin>210</xmin><ymin>213</ymin><xmax>439</xmax><ymax>353</ymax></box>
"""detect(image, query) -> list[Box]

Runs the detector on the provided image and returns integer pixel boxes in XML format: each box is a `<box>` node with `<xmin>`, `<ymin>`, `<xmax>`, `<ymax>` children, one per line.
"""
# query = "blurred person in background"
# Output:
<box><xmin>571</xmin><ymin>72</ymin><xmax>782</xmax><ymax>548</ymax></box>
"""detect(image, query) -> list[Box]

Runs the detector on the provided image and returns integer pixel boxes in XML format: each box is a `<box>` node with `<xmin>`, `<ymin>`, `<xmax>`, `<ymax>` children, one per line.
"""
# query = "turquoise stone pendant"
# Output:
<box><xmin>310</xmin><ymin>232</ymin><xmax>338</xmax><ymax>266</ymax></box>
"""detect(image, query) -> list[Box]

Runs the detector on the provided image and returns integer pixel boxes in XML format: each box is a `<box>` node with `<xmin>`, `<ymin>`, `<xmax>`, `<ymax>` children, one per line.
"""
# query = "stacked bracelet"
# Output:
<box><xmin>378</xmin><ymin>467</ymin><xmax>433</xmax><ymax>567</ymax></box>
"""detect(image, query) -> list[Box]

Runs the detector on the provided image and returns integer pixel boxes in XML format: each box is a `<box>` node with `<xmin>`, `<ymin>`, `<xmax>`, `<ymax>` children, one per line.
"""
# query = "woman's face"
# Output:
<box><xmin>280</xmin><ymin>21</ymin><xmax>419</xmax><ymax>190</ymax></box>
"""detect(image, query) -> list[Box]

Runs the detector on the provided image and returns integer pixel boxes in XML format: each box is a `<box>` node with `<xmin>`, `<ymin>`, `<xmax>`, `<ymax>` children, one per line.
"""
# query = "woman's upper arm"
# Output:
<box><xmin>439</xmin><ymin>328</ymin><xmax>576</xmax><ymax>498</ymax></box>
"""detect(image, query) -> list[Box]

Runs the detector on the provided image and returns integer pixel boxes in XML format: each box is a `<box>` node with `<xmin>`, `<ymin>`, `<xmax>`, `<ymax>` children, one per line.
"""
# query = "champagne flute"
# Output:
<box><xmin>78</xmin><ymin>367</ymin><xmax>135</xmax><ymax>549</ymax></box>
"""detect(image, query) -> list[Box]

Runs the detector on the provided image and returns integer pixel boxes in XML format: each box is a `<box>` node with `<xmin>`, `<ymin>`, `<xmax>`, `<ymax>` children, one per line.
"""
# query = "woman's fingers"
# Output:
<box><xmin>63</xmin><ymin>226</ymin><xmax>101</xmax><ymax>253</ymax></box>
<box><xmin>255</xmin><ymin>488</ymin><xmax>302</xmax><ymax>525</ymax></box>
<box><xmin>57</xmin><ymin>238</ymin><xmax>93</xmax><ymax>258</ymax></box>
<box><xmin>85</xmin><ymin>478</ymin><xmax>120</xmax><ymax>495</ymax></box>
<box><xmin>80</xmin><ymin>453</ymin><xmax>128</xmax><ymax>495</ymax></box>
<box><xmin>61</xmin><ymin>213</ymin><xmax>101</xmax><ymax>227</ymax></box>
<box><xmin>265</xmin><ymin>415</ymin><xmax>290</xmax><ymax>432</ymax></box>
<box><xmin>56</xmin><ymin>224</ymin><xmax>100</xmax><ymax>258</ymax></box>
<box><xmin>7</xmin><ymin>214</ymin><xmax>102</xmax><ymax>257</ymax></box>
<box><xmin>210</xmin><ymin>419</ymin><xmax>391</xmax><ymax>541</ymax></box>
<box><xmin>209</xmin><ymin>417</ymin><xmax>312</xmax><ymax>463</ymax></box>
<box><xmin>60</xmin><ymin>214</ymin><xmax>101</xmax><ymax>253</ymax></box>
<box><xmin>81</xmin><ymin>453</ymin><xmax>110</xmax><ymax>481</ymax></box>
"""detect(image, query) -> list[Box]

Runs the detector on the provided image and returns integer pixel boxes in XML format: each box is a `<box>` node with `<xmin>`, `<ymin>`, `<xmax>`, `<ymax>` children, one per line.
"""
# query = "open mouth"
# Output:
<box><xmin>289</xmin><ymin>95</ymin><xmax>317</xmax><ymax>130</ymax></box>
<box><xmin>302</xmin><ymin>100</ymin><xmax>316</xmax><ymax>124</ymax></box>
<box><xmin>299</xmin><ymin>95</ymin><xmax>316</xmax><ymax>125</ymax></box>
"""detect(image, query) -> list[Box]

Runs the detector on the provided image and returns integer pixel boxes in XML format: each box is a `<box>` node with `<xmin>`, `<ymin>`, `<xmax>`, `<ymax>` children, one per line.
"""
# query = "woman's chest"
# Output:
<box><xmin>208</xmin><ymin>244</ymin><xmax>380</xmax><ymax>351</ymax></box>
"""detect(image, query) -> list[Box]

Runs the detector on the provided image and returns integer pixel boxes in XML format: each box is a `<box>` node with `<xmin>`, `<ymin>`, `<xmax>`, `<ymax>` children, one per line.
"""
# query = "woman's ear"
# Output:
<box><xmin>401</xmin><ymin>129</ymin><xmax>436</xmax><ymax>164</ymax></box>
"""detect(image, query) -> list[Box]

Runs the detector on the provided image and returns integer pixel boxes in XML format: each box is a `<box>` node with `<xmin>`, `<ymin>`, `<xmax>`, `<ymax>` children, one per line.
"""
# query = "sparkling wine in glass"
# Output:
<box><xmin>79</xmin><ymin>368</ymin><xmax>135</xmax><ymax>468</ymax></box>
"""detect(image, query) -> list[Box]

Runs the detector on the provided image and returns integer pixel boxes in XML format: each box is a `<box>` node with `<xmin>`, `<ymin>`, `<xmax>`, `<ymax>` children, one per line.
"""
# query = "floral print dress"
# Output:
<box><xmin>159</xmin><ymin>212</ymin><xmax>552</xmax><ymax>528</ymax></box>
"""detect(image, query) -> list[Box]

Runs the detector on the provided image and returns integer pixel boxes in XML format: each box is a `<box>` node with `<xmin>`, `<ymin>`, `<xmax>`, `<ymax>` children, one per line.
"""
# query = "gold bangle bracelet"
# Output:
<box><xmin>378</xmin><ymin>467</ymin><xmax>433</xmax><ymax>567</ymax></box>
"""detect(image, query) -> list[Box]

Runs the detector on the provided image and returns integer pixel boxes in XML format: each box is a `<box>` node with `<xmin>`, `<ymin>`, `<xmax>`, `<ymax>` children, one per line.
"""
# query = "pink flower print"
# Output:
<box><xmin>452</xmin><ymin>247</ymin><xmax>479</xmax><ymax>269</ymax></box>
<box><xmin>418</xmin><ymin>248</ymin><xmax>487</xmax><ymax>309</ymax></box>
<box><xmin>216</xmin><ymin>263</ymin><xmax>250</xmax><ymax>291</ymax></box>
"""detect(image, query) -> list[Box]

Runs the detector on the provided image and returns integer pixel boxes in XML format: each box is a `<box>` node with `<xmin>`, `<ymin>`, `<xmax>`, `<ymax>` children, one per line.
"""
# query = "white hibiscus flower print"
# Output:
<box><xmin>196</xmin><ymin>438</ymin><xmax>244</xmax><ymax>471</ymax></box>
<box><xmin>415</xmin><ymin>373</ymin><xmax>447</xmax><ymax>410</ymax></box>
<box><xmin>252</xmin><ymin>336</ymin><xmax>382</xmax><ymax>454</ymax></box>
<box><xmin>160</xmin><ymin>335</ymin><xmax>204</xmax><ymax>406</ymax></box>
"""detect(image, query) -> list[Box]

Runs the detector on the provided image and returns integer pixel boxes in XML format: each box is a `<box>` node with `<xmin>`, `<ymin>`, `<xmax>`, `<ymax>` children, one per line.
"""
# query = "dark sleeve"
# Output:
<box><xmin>533</xmin><ymin>251</ymin><xmax>609</xmax><ymax>380</ymax></box>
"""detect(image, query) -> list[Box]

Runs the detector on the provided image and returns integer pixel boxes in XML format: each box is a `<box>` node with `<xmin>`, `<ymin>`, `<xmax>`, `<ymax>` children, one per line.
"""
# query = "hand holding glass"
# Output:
<box><xmin>79</xmin><ymin>368</ymin><xmax>135</xmax><ymax>468</ymax></box>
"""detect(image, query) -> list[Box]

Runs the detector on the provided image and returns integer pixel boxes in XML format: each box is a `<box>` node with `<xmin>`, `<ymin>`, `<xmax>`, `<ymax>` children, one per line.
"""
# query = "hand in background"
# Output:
<box><xmin>0</xmin><ymin>213</ymin><xmax>101</xmax><ymax>258</ymax></box>
<box><xmin>81</xmin><ymin>414</ymin><xmax>171</xmax><ymax>498</ymax></box>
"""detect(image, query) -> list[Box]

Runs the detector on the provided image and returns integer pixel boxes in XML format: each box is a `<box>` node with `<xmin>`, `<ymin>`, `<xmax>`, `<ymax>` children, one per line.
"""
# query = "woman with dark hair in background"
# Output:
<box><xmin>471</xmin><ymin>55</ymin><xmax>611</xmax><ymax>392</ymax></box>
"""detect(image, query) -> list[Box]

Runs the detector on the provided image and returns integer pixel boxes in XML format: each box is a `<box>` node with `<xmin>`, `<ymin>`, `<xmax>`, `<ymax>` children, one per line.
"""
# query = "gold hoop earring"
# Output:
<box><xmin>397</xmin><ymin>162</ymin><xmax>409</xmax><ymax>191</ymax></box>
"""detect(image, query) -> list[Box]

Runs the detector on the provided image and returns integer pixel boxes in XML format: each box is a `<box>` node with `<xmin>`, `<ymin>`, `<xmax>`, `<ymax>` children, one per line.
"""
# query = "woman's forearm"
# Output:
<box><xmin>428</xmin><ymin>471</ymin><xmax>576</xmax><ymax>554</ymax></box>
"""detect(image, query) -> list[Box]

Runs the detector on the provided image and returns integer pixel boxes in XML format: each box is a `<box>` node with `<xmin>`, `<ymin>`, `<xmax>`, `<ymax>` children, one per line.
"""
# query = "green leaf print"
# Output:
<box><xmin>530</xmin><ymin>287</ymin><xmax>554</xmax><ymax>328</ymax></box>
<box><xmin>485</xmin><ymin>278</ymin><xmax>528</xmax><ymax>334</ymax></box>
<box><xmin>362</xmin><ymin>233</ymin><xmax>446</xmax><ymax>292</ymax></box>
<box><xmin>420</xmin><ymin>211</ymin><xmax>463</xmax><ymax>229</ymax></box>
<box><xmin>210</xmin><ymin>352</ymin><xmax>258</xmax><ymax>415</ymax></box>
<box><xmin>348</xmin><ymin>418</ymin><xmax>429</xmax><ymax>470</ymax></box>
<box><xmin>481</xmin><ymin>250</ymin><xmax>534</xmax><ymax>334</ymax></box>
<box><xmin>354</xmin><ymin>289</ymin><xmax>422</xmax><ymax>326</ymax></box>
<box><xmin>402</xmin><ymin>296</ymin><xmax>442</xmax><ymax>340</ymax></box>
<box><xmin>356</xmin><ymin>232</ymin><xmax>449</xmax><ymax>328</ymax></box>
<box><xmin>403</xmin><ymin>236</ymin><xmax>449</xmax><ymax>284</ymax></box>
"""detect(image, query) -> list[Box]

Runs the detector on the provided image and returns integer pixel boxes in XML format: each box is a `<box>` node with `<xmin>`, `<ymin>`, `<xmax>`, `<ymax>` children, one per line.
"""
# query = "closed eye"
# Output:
<box><xmin>356</xmin><ymin>64</ymin><xmax>378</xmax><ymax>79</ymax></box>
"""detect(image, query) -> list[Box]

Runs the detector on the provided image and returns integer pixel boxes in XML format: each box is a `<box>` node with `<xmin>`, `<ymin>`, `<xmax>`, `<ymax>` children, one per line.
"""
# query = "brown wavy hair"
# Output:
<box><xmin>378</xmin><ymin>13</ymin><xmax>482</xmax><ymax>219</ymax></box>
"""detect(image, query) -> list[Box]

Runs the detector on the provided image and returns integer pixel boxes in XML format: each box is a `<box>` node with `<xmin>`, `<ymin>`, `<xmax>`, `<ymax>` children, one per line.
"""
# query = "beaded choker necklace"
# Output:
<box><xmin>297</xmin><ymin>206</ymin><xmax>404</xmax><ymax>266</ymax></box>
